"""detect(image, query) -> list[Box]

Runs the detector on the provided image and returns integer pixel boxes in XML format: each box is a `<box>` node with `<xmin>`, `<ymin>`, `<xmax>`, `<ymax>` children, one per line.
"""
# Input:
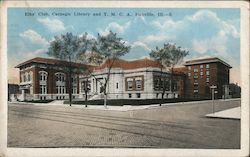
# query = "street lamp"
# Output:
<box><xmin>210</xmin><ymin>85</ymin><xmax>217</xmax><ymax>114</ymax></box>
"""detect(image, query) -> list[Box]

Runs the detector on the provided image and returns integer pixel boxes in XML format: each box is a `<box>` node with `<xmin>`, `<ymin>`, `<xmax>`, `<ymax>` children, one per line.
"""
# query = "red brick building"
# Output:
<box><xmin>15</xmin><ymin>57</ymin><xmax>94</xmax><ymax>100</ymax></box>
<box><xmin>183</xmin><ymin>57</ymin><xmax>232</xmax><ymax>99</ymax></box>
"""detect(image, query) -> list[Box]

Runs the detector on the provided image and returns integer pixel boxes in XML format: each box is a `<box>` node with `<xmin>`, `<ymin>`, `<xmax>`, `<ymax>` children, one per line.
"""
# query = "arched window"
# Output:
<box><xmin>39</xmin><ymin>71</ymin><xmax>47</xmax><ymax>81</ymax></box>
<box><xmin>29</xmin><ymin>71</ymin><xmax>33</xmax><ymax>81</ymax></box>
<box><xmin>21</xmin><ymin>73</ymin><xmax>25</xmax><ymax>82</ymax></box>
<box><xmin>55</xmin><ymin>72</ymin><xmax>66</xmax><ymax>94</ymax></box>
<box><xmin>55</xmin><ymin>73</ymin><xmax>65</xmax><ymax>82</ymax></box>
<box><xmin>25</xmin><ymin>72</ymin><xmax>29</xmax><ymax>82</ymax></box>
<box><xmin>39</xmin><ymin>71</ymin><xmax>48</xmax><ymax>94</ymax></box>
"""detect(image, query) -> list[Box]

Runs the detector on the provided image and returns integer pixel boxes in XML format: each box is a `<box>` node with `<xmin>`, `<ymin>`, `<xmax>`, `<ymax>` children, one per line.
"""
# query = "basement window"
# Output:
<box><xmin>128</xmin><ymin>93</ymin><xmax>132</xmax><ymax>98</ymax></box>
<box><xmin>136</xmin><ymin>93</ymin><xmax>141</xmax><ymax>98</ymax></box>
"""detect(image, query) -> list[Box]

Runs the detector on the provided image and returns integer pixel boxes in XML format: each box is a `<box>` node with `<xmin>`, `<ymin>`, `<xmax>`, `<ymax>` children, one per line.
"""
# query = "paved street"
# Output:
<box><xmin>8</xmin><ymin>99</ymin><xmax>240</xmax><ymax>148</ymax></box>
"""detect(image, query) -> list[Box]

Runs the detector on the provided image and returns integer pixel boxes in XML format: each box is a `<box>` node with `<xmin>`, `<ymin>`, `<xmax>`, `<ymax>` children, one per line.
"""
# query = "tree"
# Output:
<box><xmin>150</xmin><ymin>43</ymin><xmax>189</xmax><ymax>106</ymax></box>
<box><xmin>47</xmin><ymin>32</ymin><xmax>91</xmax><ymax>106</ymax></box>
<box><xmin>92</xmin><ymin>31</ymin><xmax>130</xmax><ymax>108</ymax></box>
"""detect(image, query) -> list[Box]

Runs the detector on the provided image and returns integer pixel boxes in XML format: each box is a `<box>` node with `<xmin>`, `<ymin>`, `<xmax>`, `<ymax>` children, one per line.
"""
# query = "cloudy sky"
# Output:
<box><xmin>7</xmin><ymin>8</ymin><xmax>240</xmax><ymax>85</ymax></box>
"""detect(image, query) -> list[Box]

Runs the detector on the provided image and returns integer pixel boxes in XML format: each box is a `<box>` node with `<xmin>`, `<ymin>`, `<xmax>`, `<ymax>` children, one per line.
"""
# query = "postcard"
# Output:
<box><xmin>0</xmin><ymin>1</ymin><xmax>249</xmax><ymax>157</ymax></box>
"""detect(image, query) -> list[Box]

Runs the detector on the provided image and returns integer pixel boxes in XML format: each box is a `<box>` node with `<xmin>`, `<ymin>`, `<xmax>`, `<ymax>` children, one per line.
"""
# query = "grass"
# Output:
<box><xmin>64</xmin><ymin>98</ymin><xmax>211</xmax><ymax>106</ymax></box>
<box><xmin>22</xmin><ymin>100</ymin><xmax>54</xmax><ymax>103</ymax></box>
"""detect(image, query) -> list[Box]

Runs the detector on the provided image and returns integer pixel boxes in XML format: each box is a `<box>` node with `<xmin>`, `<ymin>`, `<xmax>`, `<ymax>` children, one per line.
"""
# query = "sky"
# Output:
<box><xmin>7</xmin><ymin>8</ymin><xmax>240</xmax><ymax>85</ymax></box>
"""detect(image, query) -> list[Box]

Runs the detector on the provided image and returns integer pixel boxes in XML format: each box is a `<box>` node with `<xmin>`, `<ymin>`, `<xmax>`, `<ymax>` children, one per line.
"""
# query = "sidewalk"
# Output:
<box><xmin>205</xmin><ymin>107</ymin><xmax>240</xmax><ymax>120</ymax></box>
<box><xmin>70</xmin><ymin>104</ymin><xmax>160</xmax><ymax>111</ymax></box>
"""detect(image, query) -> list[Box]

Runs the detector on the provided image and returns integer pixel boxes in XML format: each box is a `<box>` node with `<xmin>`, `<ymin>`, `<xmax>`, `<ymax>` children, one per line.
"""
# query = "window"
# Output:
<box><xmin>25</xmin><ymin>73</ymin><xmax>29</xmax><ymax>82</ymax></box>
<box><xmin>71</xmin><ymin>75</ymin><xmax>77</xmax><ymax>84</ymax></box>
<box><xmin>154</xmin><ymin>78</ymin><xmax>159</xmax><ymax>89</ymax></box>
<box><xmin>39</xmin><ymin>85</ymin><xmax>47</xmax><ymax>94</ymax></box>
<box><xmin>136</xmin><ymin>80</ymin><xmax>142</xmax><ymax>90</ymax></box>
<box><xmin>21</xmin><ymin>73</ymin><xmax>24</xmax><ymax>82</ymax></box>
<box><xmin>128</xmin><ymin>93</ymin><xmax>132</xmax><ymax>98</ymax></box>
<box><xmin>81</xmin><ymin>80</ymin><xmax>91</xmax><ymax>93</ymax></box>
<box><xmin>72</xmin><ymin>86</ymin><xmax>77</xmax><ymax>94</ymax></box>
<box><xmin>128</xmin><ymin>81</ymin><xmax>133</xmax><ymax>90</ymax></box>
<box><xmin>206</xmin><ymin>77</ymin><xmax>209</xmax><ymax>82</ymax></box>
<box><xmin>194</xmin><ymin>89</ymin><xmax>198</xmax><ymax>93</ymax></box>
<box><xmin>194</xmin><ymin>84</ymin><xmax>199</xmax><ymax>89</ymax></box>
<box><xmin>127</xmin><ymin>78</ymin><xmax>133</xmax><ymax>90</ymax></box>
<box><xmin>206</xmin><ymin>71</ymin><xmax>210</xmax><ymax>75</ymax></box>
<box><xmin>135</xmin><ymin>77</ymin><xmax>143</xmax><ymax>90</ymax></box>
<box><xmin>194</xmin><ymin>82</ymin><xmax>198</xmax><ymax>85</ymax></box>
<box><xmin>194</xmin><ymin>75</ymin><xmax>198</xmax><ymax>79</ymax></box>
<box><xmin>40</xmin><ymin>85</ymin><xmax>43</xmax><ymax>93</ymax></box>
<box><xmin>188</xmin><ymin>66</ymin><xmax>191</xmax><ymax>70</ymax></box>
<box><xmin>200</xmin><ymin>65</ymin><xmax>203</xmax><ymax>68</ymax></box>
<box><xmin>55</xmin><ymin>73</ymin><xmax>65</xmax><ymax>94</ymax></box>
<box><xmin>116</xmin><ymin>83</ymin><xmax>119</xmax><ymax>89</ymax></box>
<box><xmin>25</xmin><ymin>72</ymin><xmax>28</xmax><ymax>82</ymax></box>
<box><xmin>39</xmin><ymin>71</ymin><xmax>47</xmax><ymax>81</ymax></box>
<box><xmin>200</xmin><ymin>71</ymin><xmax>203</xmax><ymax>76</ymax></box>
<box><xmin>194</xmin><ymin>68</ymin><xmax>198</xmax><ymax>72</ymax></box>
<box><xmin>55</xmin><ymin>73</ymin><xmax>65</xmax><ymax>82</ymax></box>
<box><xmin>29</xmin><ymin>72</ymin><xmax>33</xmax><ymax>81</ymax></box>
<box><xmin>206</xmin><ymin>64</ymin><xmax>210</xmax><ymax>68</ymax></box>
<box><xmin>188</xmin><ymin>72</ymin><xmax>191</xmax><ymax>77</ymax></box>
<box><xmin>136</xmin><ymin>93</ymin><xmax>141</xmax><ymax>98</ymax></box>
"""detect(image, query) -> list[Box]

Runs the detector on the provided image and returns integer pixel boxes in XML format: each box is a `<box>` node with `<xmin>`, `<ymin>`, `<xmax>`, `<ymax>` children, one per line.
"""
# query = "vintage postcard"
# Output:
<box><xmin>0</xmin><ymin>1</ymin><xmax>249</xmax><ymax>157</ymax></box>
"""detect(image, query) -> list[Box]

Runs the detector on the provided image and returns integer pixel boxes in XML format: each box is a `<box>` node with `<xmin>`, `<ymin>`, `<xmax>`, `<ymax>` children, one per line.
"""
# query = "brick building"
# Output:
<box><xmin>14</xmin><ymin>57</ymin><xmax>232</xmax><ymax>101</ymax></box>
<box><xmin>15</xmin><ymin>57</ymin><xmax>94</xmax><ymax>100</ymax></box>
<box><xmin>15</xmin><ymin>57</ymin><xmax>185</xmax><ymax>101</ymax></box>
<box><xmin>183</xmin><ymin>57</ymin><xmax>232</xmax><ymax>99</ymax></box>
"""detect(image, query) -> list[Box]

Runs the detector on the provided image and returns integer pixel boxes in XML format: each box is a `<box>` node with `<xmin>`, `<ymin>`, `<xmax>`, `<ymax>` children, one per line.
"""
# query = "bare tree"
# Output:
<box><xmin>92</xmin><ymin>31</ymin><xmax>130</xmax><ymax>108</ymax></box>
<box><xmin>150</xmin><ymin>43</ymin><xmax>189</xmax><ymax>106</ymax></box>
<box><xmin>47</xmin><ymin>32</ymin><xmax>91</xmax><ymax>106</ymax></box>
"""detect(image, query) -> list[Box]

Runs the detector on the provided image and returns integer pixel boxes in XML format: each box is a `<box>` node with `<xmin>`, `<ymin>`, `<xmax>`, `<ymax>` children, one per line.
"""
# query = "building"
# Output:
<box><xmin>183</xmin><ymin>57</ymin><xmax>232</xmax><ymax>99</ymax></box>
<box><xmin>15</xmin><ymin>57</ymin><xmax>94</xmax><ymax>101</ymax></box>
<box><xmin>8</xmin><ymin>83</ymin><xmax>20</xmax><ymax>101</ymax></box>
<box><xmin>80</xmin><ymin>58</ymin><xmax>185</xmax><ymax>100</ymax></box>
<box><xmin>14</xmin><ymin>56</ymin><xmax>233</xmax><ymax>101</ymax></box>
<box><xmin>15</xmin><ymin>57</ymin><xmax>184</xmax><ymax>101</ymax></box>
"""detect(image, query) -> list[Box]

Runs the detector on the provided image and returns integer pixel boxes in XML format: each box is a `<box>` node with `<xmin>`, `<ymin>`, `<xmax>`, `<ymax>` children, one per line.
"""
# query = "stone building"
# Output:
<box><xmin>80</xmin><ymin>58</ymin><xmax>184</xmax><ymax>100</ymax></box>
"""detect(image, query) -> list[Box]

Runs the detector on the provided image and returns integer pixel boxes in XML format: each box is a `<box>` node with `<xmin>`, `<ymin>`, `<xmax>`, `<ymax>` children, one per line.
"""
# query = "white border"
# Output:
<box><xmin>0</xmin><ymin>1</ymin><xmax>249</xmax><ymax>157</ymax></box>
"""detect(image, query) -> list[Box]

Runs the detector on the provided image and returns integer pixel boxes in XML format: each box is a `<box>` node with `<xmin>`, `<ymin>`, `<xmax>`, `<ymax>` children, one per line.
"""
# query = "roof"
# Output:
<box><xmin>15</xmin><ymin>57</ymin><xmax>96</xmax><ymax>70</ymax></box>
<box><xmin>184</xmin><ymin>57</ymin><xmax>232</xmax><ymax>68</ymax></box>
<box><xmin>173</xmin><ymin>66</ymin><xmax>187</xmax><ymax>75</ymax></box>
<box><xmin>94</xmin><ymin>58</ymin><xmax>163</xmax><ymax>70</ymax></box>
